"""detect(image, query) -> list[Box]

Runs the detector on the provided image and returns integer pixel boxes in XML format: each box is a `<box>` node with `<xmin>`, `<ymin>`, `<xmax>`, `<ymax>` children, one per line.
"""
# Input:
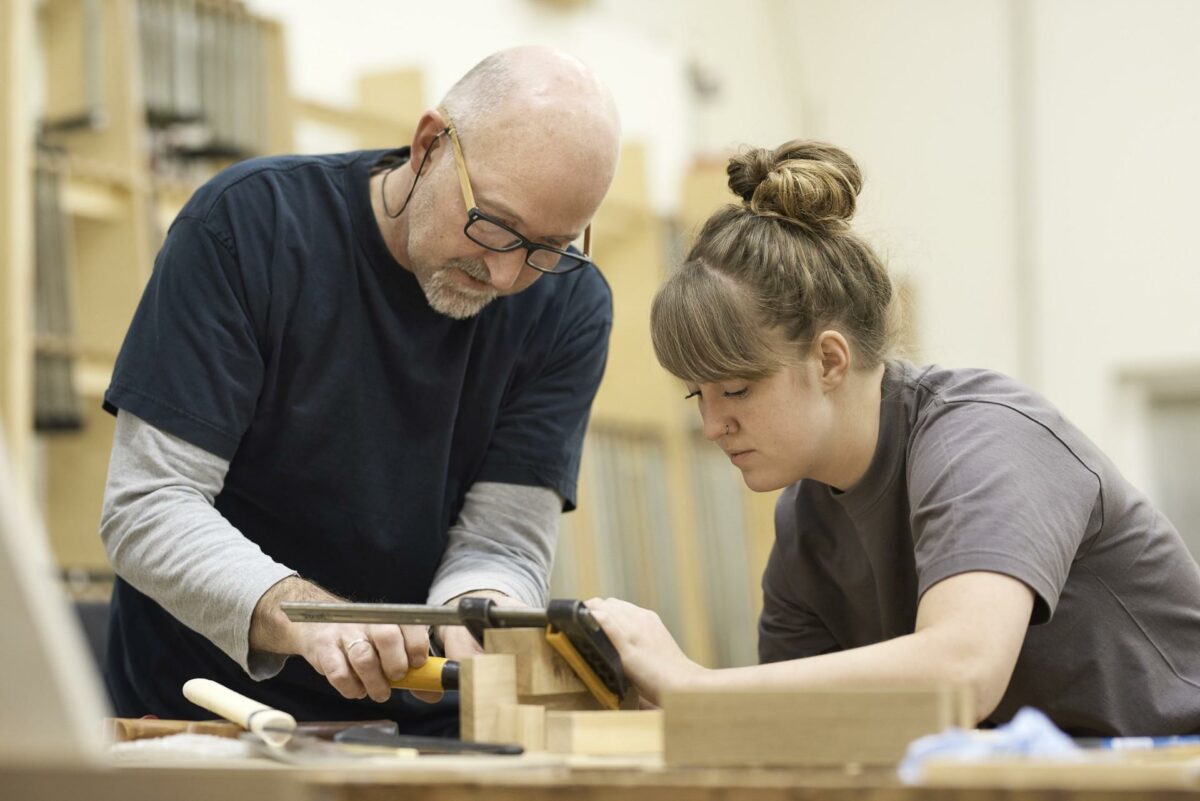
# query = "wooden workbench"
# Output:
<box><xmin>7</xmin><ymin>755</ymin><xmax>1200</xmax><ymax>801</ymax></box>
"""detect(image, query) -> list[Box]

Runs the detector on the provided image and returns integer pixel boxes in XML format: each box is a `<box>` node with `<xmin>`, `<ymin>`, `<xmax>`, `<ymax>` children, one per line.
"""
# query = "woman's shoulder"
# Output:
<box><xmin>894</xmin><ymin>361</ymin><xmax>1033</xmax><ymax>405</ymax></box>
<box><xmin>891</xmin><ymin>360</ymin><xmax>1064</xmax><ymax>430</ymax></box>
<box><xmin>895</xmin><ymin>361</ymin><xmax>1107</xmax><ymax>491</ymax></box>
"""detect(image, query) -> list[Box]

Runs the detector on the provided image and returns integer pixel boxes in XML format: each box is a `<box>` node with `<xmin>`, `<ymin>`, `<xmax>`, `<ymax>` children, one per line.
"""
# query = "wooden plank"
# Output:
<box><xmin>36</xmin><ymin>0</ymin><xmax>91</xmax><ymax>125</ymax></box>
<box><xmin>662</xmin><ymin>686</ymin><xmax>973</xmax><ymax>768</ymax></box>
<box><xmin>292</xmin><ymin>99</ymin><xmax>404</xmax><ymax>152</ymax></box>
<box><xmin>484</xmin><ymin>628</ymin><xmax>589</xmax><ymax>697</ymax></box>
<box><xmin>258</xmin><ymin>19</ymin><xmax>293</xmax><ymax>154</ymax></box>
<box><xmin>0</xmin><ymin>766</ymin><xmax>301</xmax><ymax>801</ymax></box>
<box><xmin>545</xmin><ymin>710</ymin><xmax>663</xmax><ymax>756</ymax></box>
<box><xmin>0</xmin><ymin>403</ymin><xmax>111</xmax><ymax>764</ymax></box>
<box><xmin>517</xmin><ymin>692</ymin><xmax>607</xmax><ymax>712</ymax></box>
<box><xmin>356</xmin><ymin>68</ymin><xmax>424</xmax><ymax>125</ymax></box>
<box><xmin>921</xmin><ymin>755</ymin><xmax>1200</xmax><ymax>790</ymax></box>
<box><xmin>60</xmin><ymin>176</ymin><xmax>129</xmax><ymax>221</ymax></box>
<box><xmin>44</xmin><ymin>402</ymin><xmax>117</xmax><ymax>569</ymax></box>
<box><xmin>495</xmin><ymin>704</ymin><xmax>546</xmax><ymax>752</ymax></box>
<box><xmin>0</xmin><ymin>0</ymin><xmax>35</xmax><ymax>482</ymax></box>
<box><xmin>104</xmin><ymin>717</ymin><xmax>243</xmax><ymax>742</ymax></box>
<box><xmin>458</xmin><ymin>654</ymin><xmax>516</xmax><ymax>744</ymax></box>
<box><xmin>42</xmin><ymin>0</ymin><xmax>145</xmax><ymax>172</ymax></box>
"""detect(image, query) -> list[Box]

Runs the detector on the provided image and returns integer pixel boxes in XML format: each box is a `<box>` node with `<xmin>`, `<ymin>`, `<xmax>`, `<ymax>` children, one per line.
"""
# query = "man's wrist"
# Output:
<box><xmin>434</xmin><ymin>589</ymin><xmax>519</xmax><ymax>649</ymax></box>
<box><xmin>443</xmin><ymin>588</ymin><xmax>514</xmax><ymax>605</ymax></box>
<box><xmin>249</xmin><ymin>575</ymin><xmax>336</xmax><ymax>654</ymax></box>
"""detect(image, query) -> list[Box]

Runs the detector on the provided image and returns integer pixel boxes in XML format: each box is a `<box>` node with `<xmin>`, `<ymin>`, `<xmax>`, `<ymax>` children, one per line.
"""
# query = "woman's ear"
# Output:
<box><xmin>815</xmin><ymin>330</ymin><xmax>851</xmax><ymax>391</ymax></box>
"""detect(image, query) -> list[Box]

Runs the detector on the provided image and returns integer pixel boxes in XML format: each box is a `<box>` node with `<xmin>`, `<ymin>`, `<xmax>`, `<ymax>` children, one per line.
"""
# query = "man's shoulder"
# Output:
<box><xmin>505</xmin><ymin>262</ymin><xmax>613</xmax><ymax>324</ymax></box>
<box><xmin>179</xmin><ymin>150</ymin><xmax>383</xmax><ymax>222</ymax></box>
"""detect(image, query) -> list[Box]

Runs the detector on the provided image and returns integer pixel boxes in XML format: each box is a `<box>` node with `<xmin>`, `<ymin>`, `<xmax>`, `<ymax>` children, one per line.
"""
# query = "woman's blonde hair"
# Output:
<box><xmin>651</xmin><ymin>140</ymin><xmax>896</xmax><ymax>383</ymax></box>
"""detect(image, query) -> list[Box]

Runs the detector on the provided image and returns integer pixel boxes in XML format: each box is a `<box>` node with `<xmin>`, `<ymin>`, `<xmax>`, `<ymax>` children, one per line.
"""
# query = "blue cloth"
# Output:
<box><xmin>898</xmin><ymin>707</ymin><xmax>1079</xmax><ymax>784</ymax></box>
<box><xmin>101</xmin><ymin>149</ymin><xmax>612</xmax><ymax>731</ymax></box>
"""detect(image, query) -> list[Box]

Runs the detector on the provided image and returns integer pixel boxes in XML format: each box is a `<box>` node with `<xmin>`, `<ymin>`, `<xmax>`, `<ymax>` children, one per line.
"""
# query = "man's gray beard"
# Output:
<box><xmin>420</xmin><ymin>259</ymin><xmax>498</xmax><ymax>319</ymax></box>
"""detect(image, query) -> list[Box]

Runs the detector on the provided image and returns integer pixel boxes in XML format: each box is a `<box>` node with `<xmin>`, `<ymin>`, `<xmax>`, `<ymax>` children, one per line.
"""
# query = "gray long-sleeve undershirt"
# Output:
<box><xmin>100</xmin><ymin>410</ymin><xmax>561</xmax><ymax>679</ymax></box>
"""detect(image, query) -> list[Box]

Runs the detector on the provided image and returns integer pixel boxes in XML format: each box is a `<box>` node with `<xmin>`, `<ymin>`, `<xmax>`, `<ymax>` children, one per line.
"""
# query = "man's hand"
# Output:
<box><xmin>388</xmin><ymin>590</ymin><xmax>522</xmax><ymax>703</ymax></box>
<box><xmin>435</xmin><ymin>589</ymin><xmax>527</xmax><ymax>659</ymax></box>
<box><xmin>250</xmin><ymin>577</ymin><xmax>430</xmax><ymax>703</ymax></box>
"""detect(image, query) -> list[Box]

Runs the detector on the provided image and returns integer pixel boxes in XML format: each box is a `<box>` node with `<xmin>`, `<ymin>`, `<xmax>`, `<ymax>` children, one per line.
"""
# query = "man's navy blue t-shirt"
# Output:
<box><xmin>101</xmin><ymin>149</ymin><xmax>612</xmax><ymax>732</ymax></box>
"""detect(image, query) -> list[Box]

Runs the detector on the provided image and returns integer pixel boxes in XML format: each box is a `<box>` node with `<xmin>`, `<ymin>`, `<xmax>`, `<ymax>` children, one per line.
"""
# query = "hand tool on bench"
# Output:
<box><xmin>182</xmin><ymin>679</ymin><xmax>521</xmax><ymax>757</ymax></box>
<box><xmin>334</xmin><ymin>725</ymin><xmax>524</xmax><ymax>755</ymax></box>
<box><xmin>183</xmin><ymin>677</ymin><xmax>297</xmax><ymax>747</ymax></box>
<box><xmin>105</xmin><ymin>716</ymin><xmax>400</xmax><ymax>743</ymax></box>
<box><xmin>281</xmin><ymin>597</ymin><xmax>629</xmax><ymax>709</ymax></box>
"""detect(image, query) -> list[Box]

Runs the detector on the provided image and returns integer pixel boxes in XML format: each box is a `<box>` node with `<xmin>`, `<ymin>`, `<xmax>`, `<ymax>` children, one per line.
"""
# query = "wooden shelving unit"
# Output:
<box><xmin>1</xmin><ymin>0</ymin><xmax>292</xmax><ymax>572</ymax></box>
<box><xmin>1</xmin><ymin>2</ymin><xmax>36</xmax><ymax>491</ymax></box>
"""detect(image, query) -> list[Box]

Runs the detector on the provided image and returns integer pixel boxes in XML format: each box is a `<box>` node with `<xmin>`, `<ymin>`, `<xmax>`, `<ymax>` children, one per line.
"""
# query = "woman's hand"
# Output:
<box><xmin>586</xmin><ymin>597</ymin><xmax>708</xmax><ymax>706</ymax></box>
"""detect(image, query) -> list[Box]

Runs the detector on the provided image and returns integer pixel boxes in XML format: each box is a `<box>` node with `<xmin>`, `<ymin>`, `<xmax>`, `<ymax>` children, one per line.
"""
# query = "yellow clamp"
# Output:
<box><xmin>544</xmin><ymin>626</ymin><xmax>621</xmax><ymax>710</ymax></box>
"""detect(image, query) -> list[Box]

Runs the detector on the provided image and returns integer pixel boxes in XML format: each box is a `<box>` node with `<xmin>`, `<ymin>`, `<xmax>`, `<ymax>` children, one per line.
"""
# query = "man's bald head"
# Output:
<box><xmin>391</xmin><ymin>47</ymin><xmax>621</xmax><ymax>319</ymax></box>
<box><xmin>439</xmin><ymin>46</ymin><xmax>621</xmax><ymax>206</ymax></box>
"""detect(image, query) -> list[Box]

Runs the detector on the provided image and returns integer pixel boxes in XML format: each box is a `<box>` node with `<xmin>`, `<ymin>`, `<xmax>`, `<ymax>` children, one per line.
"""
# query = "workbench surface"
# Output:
<box><xmin>5</xmin><ymin>754</ymin><xmax>1200</xmax><ymax>801</ymax></box>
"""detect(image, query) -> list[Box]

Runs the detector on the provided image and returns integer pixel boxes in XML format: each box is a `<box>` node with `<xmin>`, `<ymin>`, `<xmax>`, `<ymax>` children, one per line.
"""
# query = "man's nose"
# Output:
<box><xmin>483</xmin><ymin>249</ymin><xmax>526</xmax><ymax>291</ymax></box>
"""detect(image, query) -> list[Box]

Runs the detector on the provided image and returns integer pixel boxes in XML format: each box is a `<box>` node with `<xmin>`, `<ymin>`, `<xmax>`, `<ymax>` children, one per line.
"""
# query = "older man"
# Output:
<box><xmin>100</xmin><ymin>46</ymin><xmax>621</xmax><ymax>734</ymax></box>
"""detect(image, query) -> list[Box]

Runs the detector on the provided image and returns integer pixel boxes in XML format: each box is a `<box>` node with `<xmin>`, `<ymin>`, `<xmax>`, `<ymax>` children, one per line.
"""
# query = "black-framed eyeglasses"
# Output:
<box><xmin>439</xmin><ymin>107</ymin><xmax>594</xmax><ymax>275</ymax></box>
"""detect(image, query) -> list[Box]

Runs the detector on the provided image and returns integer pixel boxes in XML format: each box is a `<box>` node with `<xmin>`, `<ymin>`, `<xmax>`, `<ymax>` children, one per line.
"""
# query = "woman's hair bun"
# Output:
<box><xmin>726</xmin><ymin>140</ymin><xmax>863</xmax><ymax>233</ymax></box>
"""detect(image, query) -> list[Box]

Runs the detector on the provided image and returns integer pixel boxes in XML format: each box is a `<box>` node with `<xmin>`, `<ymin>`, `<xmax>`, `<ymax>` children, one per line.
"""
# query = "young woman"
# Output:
<box><xmin>587</xmin><ymin>141</ymin><xmax>1200</xmax><ymax>736</ymax></box>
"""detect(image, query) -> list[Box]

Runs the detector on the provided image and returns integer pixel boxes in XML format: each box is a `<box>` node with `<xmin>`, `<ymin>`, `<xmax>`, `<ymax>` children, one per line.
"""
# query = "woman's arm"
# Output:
<box><xmin>589</xmin><ymin>569</ymin><xmax>1034</xmax><ymax>722</ymax></box>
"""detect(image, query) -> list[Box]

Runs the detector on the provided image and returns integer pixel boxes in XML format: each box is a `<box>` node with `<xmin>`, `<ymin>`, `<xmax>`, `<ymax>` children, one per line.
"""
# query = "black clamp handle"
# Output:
<box><xmin>546</xmin><ymin>600</ymin><xmax>629</xmax><ymax>700</ymax></box>
<box><xmin>458</xmin><ymin>596</ymin><xmax>495</xmax><ymax>645</ymax></box>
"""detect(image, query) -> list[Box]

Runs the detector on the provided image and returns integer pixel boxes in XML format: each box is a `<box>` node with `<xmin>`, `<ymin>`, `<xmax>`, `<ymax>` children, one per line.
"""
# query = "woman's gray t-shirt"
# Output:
<box><xmin>760</xmin><ymin>361</ymin><xmax>1200</xmax><ymax>735</ymax></box>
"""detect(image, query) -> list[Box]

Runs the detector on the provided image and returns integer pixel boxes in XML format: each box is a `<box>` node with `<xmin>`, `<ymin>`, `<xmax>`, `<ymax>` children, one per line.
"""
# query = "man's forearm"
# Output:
<box><xmin>249</xmin><ymin>576</ymin><xmax>346</xmax><ymax>655</ymax></box>
<box><xmin>427</xmin><ymin>481</ymin><xmax>561</xmax><ymax>607</ymax></box>
<box><xmin>102</xmin><ymin>411</ymin><xmax>297</xmax><ymax>676</ymax></box>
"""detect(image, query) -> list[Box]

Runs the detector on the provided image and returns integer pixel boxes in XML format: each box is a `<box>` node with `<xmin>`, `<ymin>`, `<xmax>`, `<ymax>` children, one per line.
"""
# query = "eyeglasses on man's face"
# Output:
<box><xmin>439</xmin><ymin>108</ymin><xmax>594</xmax><ymax>276</ymax></box>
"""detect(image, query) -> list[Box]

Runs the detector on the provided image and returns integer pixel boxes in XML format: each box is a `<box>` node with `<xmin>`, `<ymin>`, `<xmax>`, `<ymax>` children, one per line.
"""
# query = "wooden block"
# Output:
<box><xmin>458</xmin><ymin>654</ymin><xmax>516</xmax><ymax>743</ymax></box>
<box><xmin>518</xmin><ymin>691</ymin><xmax>605</xmax><ymax>711</ymax></box>
<box><xmin>921</xmin><ymin>755</ymin><xmax>1200</xmax><ymax>790</ymax></box>
<box><xmin>662</xmin><ymin>685</ymin><xmax>972</xmax><ymax>767</ymax></box>
<box><xmin>545</xmin><ymin>710</ymin><xmax>663</xmax><ymax>755</ymax></box>
<box><xmin>103</xmin><ymin>718</ymin><xmax>242</xmax><ymax>743</ymax></box>
<box><xmin>495</xmin><ymin>703</ymin><xmax>546</xmax><ymax>751</ymax></box>
<box><xmin>485</xmin><ymin>628</ymin><xmax>588</xmax><ymax>696</ymax></box>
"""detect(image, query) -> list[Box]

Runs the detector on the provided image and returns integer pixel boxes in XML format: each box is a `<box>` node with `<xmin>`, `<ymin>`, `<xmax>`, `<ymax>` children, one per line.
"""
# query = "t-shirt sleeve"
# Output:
<box><xmin>103</xmin><ymin>215</ymin><xmax>264</xmax><ymax>460</ymax></box>
<box><xmin>474</xmin><ymin>277</ymin><xmax>612</xmax><ymax>511</ymax></box>
<box><xmin>758</xmin><ymin>488</ymin><xmax>842</xmax><ymax>662</ymax></box>
<box><xmin>908</xmin><ymin>400</ymin><xmax>1101</xmax><ymax>623</ymax></box>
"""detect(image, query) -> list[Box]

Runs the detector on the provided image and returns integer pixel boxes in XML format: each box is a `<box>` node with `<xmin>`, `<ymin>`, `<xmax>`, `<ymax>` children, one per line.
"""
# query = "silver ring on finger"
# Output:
<box><xmin>343</xmin><ymin>637</ymin><xmax>372</xmax><ymax>654</ymax></box>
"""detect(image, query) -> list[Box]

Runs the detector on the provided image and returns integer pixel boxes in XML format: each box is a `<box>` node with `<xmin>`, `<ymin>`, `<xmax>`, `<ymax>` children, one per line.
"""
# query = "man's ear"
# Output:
<box><xmin>815</xmin><ymin>330</ymin><xmax>851</xmax><ymax>391</ymax></box>
<box><xmin>408</xmin><ymin>108</ymin><xmax>448</xmax><ymax>177</ymax></box>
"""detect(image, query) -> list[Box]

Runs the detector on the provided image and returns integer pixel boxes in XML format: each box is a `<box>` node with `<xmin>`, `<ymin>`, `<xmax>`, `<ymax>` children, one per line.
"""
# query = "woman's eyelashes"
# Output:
<box><xmin>683</xmin><ymin>386</ymin><xmax>749</xmax><ymax>400</ymax></box>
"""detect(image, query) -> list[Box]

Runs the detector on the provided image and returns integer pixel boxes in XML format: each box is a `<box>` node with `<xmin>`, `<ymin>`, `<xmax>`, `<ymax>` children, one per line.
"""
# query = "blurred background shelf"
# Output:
<box><xmin>4</xmin><ymin>0</ymin><xmax>299</xmax><ymax>609</ymax></box>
